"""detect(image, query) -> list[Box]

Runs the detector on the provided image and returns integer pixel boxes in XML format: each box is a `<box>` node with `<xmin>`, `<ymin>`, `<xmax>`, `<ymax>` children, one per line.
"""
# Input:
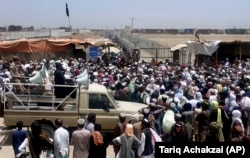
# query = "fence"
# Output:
<box><xmin>139</xmin><ymin>47</ymin><xmax>172</xmax><ymax>62</ymax></box>
<box><xmin>122</xmin><ymin>33</ymin><xmax>193</xmax><ymax>64</ymax></box>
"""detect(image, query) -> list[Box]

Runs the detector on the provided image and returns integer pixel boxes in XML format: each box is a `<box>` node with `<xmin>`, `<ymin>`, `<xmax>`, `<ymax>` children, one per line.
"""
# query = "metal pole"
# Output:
<box><xmin>68</xmin><ymin>17</ymin><xmax>71</xmax><ymax>30</ymax></box>
<box><xmin>68</xmin><ymin>16</ymin><xmax>72</xmax><ymax>37</ymax></box>
<box><xmin>130</xmin><ymin>18</ymin><xmax>134</xmax><ymax>32</ymax></box>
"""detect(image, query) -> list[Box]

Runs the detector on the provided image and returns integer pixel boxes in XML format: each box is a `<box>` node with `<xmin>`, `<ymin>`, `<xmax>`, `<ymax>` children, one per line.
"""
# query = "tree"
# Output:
<box><xmin>8</xmin><ymin>25</ymin><xmax>22</xmax><ymax>31</ymax></box>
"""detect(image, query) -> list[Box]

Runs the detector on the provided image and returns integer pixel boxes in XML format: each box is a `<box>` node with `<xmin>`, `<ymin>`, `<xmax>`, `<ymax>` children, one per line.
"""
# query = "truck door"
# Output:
<box><xmin>87</xmin><ymin>93</ymin><xmax>118</xmax><ymax>130</ymax></box>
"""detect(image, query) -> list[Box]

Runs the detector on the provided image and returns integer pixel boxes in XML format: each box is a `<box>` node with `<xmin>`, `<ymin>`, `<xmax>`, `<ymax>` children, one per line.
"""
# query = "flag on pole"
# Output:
<box><xmin>66</xmin><ymin>3</ymin><xmax>69</xmax><ymax>17</ymax></box>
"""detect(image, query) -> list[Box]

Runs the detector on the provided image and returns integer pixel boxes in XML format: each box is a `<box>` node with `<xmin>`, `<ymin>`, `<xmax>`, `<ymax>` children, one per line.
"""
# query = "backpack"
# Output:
<box><xmin>92</xmin><ymin>131</ymin><xmax>104</xmax><ymax>146</ymax></box>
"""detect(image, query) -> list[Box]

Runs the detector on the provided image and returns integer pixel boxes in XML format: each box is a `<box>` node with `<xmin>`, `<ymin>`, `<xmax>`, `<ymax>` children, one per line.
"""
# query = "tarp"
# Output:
<box><xmin>0</xmin><ymin>38</ymin><xmax>87</xmax><ymax>53</ymax></box>
<box><xmin>186</xmin><ymin>40</ymin><xmax>221</xmax><ymax>56</ymax></box>
<box><xmin>170</xmin><ymin>44</ymin><xmax>187</xmax><ymax>52</ymax></box>
<box><xmin>85</xmin><ymin>38</ymin><xmax>116</xmax><ymax>47</ymax></box>
<box><xmin>0</xmin><ymin>37</ymin><xmax>116</xmax><ymax>62</ymax></box>
<box><xmin>0</xmin><ymin>38</ymin><xmax>88</xmax><ymax>62</ymax></box>
<box><xmin>101</xmin><ymin>46</ymin><xmax>121</xmax><ymax>54</ymax></box>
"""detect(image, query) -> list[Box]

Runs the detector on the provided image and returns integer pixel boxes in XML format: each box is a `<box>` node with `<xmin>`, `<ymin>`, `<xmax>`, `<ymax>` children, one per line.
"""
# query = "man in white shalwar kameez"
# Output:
<box><xmin>54</xmin><ymin>118</ymin><xmax>69</xmax><ymax>158</ymax></box>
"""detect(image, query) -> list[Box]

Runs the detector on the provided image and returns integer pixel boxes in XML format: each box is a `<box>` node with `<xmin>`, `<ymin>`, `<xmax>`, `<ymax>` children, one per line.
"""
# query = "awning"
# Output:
<box><xmin>86</xmin><ymin>38</ymin><xmax>116</xmax><ymax>47</ymax></box>
<box><xmin>101</xmin><ymin>46</ymin><xmax>121</xmax><ymax>54</ymax></box>
<box><xmin>170</xmin><ymin>44</ymin><xmax>187</xmax><ymax>51</ymax></box>
<box><xmin>0</xmin><ymin>38</ymin><xmax>87</xmax><ymax>53</ymax></box>
<box><xmin>186</xmin><ymin>40</ymin><xmax>221</xmax><ymax>56</ymax></box>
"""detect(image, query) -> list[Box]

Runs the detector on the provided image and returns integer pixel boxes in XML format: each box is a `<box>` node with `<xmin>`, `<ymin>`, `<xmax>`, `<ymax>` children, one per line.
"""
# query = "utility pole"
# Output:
<box><xmin>130</xmin><ymin>18</ymin><xmax>135</xmax><ymax>32</ymax></box>
<box><xmin>130</xmin><ymin>18</ymin><xmax>137</xmax><ymax>48</ymax></box>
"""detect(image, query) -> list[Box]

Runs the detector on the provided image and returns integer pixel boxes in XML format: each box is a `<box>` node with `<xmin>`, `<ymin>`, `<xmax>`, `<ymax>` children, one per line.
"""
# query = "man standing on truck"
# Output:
<box><xmin>54</xmin><ymin>118</ymin><xmax>69</xmax><ymax>158</ymax></box>
<box><xmin>54</xmin><ymin>62</ymin><xmax>66</xmax><ymax>98</ymax></box>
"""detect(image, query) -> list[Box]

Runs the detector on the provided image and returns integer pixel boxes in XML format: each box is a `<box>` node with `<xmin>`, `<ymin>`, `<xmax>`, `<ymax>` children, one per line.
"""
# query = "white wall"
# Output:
<box><xmin>0</xmin><ymin>29</ymin><xmax>74</xmax><ymax>40</ymax></box>
<box><xmin>0</xmin><ymin>30</ymin><xmax>51</xmax><ymax>40</ymax></box>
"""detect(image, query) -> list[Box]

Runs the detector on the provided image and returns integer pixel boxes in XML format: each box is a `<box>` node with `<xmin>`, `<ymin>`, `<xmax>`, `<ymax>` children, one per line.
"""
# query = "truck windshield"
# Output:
<box><xmin>108</xmin><ymin>91</ymin><xmax>118</xmax><ymax>108</ymax></box>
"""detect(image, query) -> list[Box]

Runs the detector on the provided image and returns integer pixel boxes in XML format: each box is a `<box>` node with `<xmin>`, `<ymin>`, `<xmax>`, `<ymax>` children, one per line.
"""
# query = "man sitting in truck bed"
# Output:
<box><xmin>9</xmin><ymin>56</ymin><xmax>26</xmax><ymax>93</ymax></box>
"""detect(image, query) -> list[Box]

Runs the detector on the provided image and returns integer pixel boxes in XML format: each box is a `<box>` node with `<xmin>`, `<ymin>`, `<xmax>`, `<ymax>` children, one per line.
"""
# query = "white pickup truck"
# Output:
<box><xmin>3</xmin><ymin>81</ymin><xmax>147</xmax><ymax>139</ymax></box>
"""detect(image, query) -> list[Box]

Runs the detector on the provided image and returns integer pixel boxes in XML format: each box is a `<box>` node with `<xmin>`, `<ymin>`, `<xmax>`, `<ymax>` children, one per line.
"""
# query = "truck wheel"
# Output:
<box><xmin>41</xmin><ymin>124</ymin><xmax>55</xmax><ymax>139</ymax></box>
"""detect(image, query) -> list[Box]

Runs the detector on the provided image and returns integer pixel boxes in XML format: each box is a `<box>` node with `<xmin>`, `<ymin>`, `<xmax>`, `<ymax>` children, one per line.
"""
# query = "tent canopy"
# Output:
<box><xmin>85</xmin><ymin>38</ymin><xmax>116</xmax><ymax>47</ymax></box>
<box><xmin>0</xmin><ymin>37</ymin><xmax>116</xmax><ymax>53</ymax></box>
<box><xmin>170</xmin><ymin>44</ymin><xmax>187</xmax><ymax>52</ymax></box>
<box><xmin>101</xmin><ymin>46</ymin><xmax>121</xmax><ymax>54</ymax></box>
<box><xmin>0</xmin><ymin>37</ymin><xmax>116</xmax><ymax>62</ymax></box>
<box><xmin>0</xmin><ymin>38</ymin><xmax>87</xmax><ymax>53</ymax></box>
<box><xmin>186</xmin><ymin>40</ymin><xmax>221</xmax><ymax>56</ymax></box>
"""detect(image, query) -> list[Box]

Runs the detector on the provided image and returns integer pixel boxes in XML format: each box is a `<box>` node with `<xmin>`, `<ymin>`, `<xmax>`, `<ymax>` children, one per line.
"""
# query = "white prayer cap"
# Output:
<box><xmin>121</xmin><ymin>82</ymin><xmax>127</xmax><ymax>86</ymax></box>
<box><xmin>77</xmin><ymin>118</ymin><xmax>85</xmax><ymax>125</ymax></box>
<box><xmin>240</xmin><ymin>90</ymin><xmax>245</xmax><ymax>96</ymax></box>
<box><xmin>130</xmin><ymin>113</ymin><xmax>139</xmax><ymax>122</ymax></box>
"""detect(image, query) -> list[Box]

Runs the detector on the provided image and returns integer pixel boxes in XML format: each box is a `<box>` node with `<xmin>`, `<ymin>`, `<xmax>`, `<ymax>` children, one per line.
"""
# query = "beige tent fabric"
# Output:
<box><xmin>0</xmin><ymin>38</ymin><xmax>115</xmax><ymax>62</ymax></box>
<box><xmin>101</xmin><ymin>46</ymin><xmax>121</xmax><ymax>54</ymax></box>
<box><xmin>170</xmin><ymin>44</ymin><xmax>187</xmax><ymax>52</ymax></box>
<box><xmin>85</xmin><ymin>38</ymin><xmax>116</xmax><ymax>47</ymax></box>
<box><xmin>0</xmin><ymin>38</ymin><xmax>87</xmax><ymax>62</ymax></box>
<box><xmin>0</xmin><ymin>38</ymin><xmax>87</xmax><ymax>53</ymax></box>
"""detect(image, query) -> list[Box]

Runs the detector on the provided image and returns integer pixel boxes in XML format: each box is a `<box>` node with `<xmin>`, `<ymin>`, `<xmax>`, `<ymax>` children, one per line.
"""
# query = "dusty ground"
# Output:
<box><xmin>137</xmin><ymin>34</ymin><xmax>250</xmax><ymax>47</ymax></box>
<box><xmin>73</xmin><ymin>32</ymin><xmax>103</xmax><ymax>39</ymax></box>
<box><xmin>72</xmin><ymin>32</ymin><xmax>250</xmax><ymax>49</ymax></box>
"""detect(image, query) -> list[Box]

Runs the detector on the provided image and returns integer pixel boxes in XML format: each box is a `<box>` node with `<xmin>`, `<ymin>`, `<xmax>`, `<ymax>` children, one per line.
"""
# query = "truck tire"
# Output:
<box><xmin>41</xmin><ymin>124</ymin><xmax>55</xmax><ymax>139</ymax></box>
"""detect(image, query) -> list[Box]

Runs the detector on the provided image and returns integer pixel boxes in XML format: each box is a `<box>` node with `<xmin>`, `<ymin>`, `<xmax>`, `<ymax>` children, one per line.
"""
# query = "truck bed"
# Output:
<box><xmin>14</xmin><ymin>94</ymin><xmax>76</xmax><ymax>104</ymax></box>
<box><xmin>9</xmin><ymin>94</ymin><xmax>77</xmax><ymax>111</ymax></box>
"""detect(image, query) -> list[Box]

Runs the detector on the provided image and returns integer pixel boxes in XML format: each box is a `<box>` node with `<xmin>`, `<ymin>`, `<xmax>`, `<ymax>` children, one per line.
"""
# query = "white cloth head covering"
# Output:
<box><xmin>130</xmin><ymin>113</ymin><xmax>139</xmax><ymax>122</ymax></box>
<box><xmin>195</xmin><ymin>92</ymin><xmax>203</xmax><ymax>102</ymax></box>
<box><xmin>231</xmin><ymin>110</ymin><xmax>245</xmax><ymax>136</ymax></box>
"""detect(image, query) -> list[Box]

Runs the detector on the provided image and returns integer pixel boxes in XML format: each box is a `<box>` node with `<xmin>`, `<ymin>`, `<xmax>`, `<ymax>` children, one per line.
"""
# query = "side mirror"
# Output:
<box><xmin>103</xmin><ymin>103</ymin><xmax>110</xmax><ymax>112</ymax></box>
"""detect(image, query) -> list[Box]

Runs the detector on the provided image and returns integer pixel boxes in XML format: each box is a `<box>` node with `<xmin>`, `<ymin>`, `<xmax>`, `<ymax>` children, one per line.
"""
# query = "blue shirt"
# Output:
<box><xmin>12</xmin><ymin>129</ymin><xmax>27</xmax><ymax>155</ymax></box>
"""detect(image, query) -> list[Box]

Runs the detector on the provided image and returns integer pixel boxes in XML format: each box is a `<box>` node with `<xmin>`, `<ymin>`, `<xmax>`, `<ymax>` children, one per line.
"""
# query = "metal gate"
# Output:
<box><xmin>139</xmin><ymin>47</ymin><xmax>192</xmax><ymax>65</ymax></box>
<box><xmin>139</xmin><ymin>47</ymin><xmax>172</xmax><ymax>62</ymax></box>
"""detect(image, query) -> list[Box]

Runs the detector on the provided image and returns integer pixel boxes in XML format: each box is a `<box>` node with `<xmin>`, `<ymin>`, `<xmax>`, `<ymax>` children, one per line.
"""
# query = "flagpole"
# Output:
<box><xmin>68</xmin><ymin>17</ymin><xmax>73</xmax><ymax>38</ymax></box>
<box><xmin>68</xmin><ymin>16</ymin><xmax>71</xmax><ymax>31</ymax></box>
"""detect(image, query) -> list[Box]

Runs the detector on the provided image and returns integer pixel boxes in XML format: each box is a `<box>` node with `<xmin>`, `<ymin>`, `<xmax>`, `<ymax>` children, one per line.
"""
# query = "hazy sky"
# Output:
<box><xmin>1</xmin><ymin>0</ymin><xmax>250</xmax><ymax>29</ymax></box>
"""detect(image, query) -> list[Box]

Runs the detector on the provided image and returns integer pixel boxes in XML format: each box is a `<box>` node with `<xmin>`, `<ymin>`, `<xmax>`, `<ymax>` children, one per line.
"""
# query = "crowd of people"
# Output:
<box><xmin>11</xmin><ymin>115</ymin><xmax>157</xmax><ymax>158</ymax></box>
<box><xmin>3</xmin><ymin>53</ymin><xmax>250</xmax><ymax>157</ymax></box>
<box><xmin>11</xmin><ymin>116</ymin><xmax>109</xmax><ymax>158</ymax></box>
